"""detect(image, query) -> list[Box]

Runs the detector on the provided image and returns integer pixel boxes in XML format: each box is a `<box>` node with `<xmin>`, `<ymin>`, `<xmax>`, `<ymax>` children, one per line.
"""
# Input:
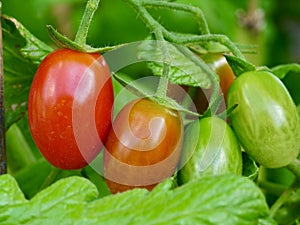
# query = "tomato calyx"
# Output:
<box><xmin>112</xmin><ymin>72</ymin><xmax>202</xmax><ymax>118</ymax></box>
<box><xmin>47</xmin><ymin>25</ymin><xmax>126</xmax><ymax>53</ymax></box>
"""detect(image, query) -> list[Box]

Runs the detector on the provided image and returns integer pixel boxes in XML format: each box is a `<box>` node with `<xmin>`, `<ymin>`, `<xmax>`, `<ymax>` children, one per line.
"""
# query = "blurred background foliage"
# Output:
<box><xmin>3</xmin><ymin>0</ymin><xmax>300</xmax><ymax>65</ymax></box>
<box><xmin>2</xmin><ymin>0</ymin><xmax>300</xmax><ymax>204</ymax></box>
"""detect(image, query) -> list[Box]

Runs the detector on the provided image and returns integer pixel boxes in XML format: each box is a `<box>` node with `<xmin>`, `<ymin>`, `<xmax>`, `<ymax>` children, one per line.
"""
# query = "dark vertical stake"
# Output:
<box><xmin>0</xmin><ymin>2</ymin><xmax>7</xmax><ymax>175</ymax></box>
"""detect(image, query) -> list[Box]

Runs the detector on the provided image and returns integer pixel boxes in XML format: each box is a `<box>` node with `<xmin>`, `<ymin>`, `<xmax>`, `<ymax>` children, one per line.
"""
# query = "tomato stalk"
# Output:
<box><xmin>122</xmin><ymin>0</ymin><xmax>172</xmax><ymax>99</ymax></box>
<box><xmin>123</xmin><ymin>0</ymin><xmax>244</xmax><ymax>58</ymax></box>
<box><xmin>269</xmin><ymin>180</ymin><xmax>297</xmax><ymax>219</ymax></box>
<box><xmin>257</xmin><ymin>180</ymin><xmax>287</xmax><ymax>196</ymax></box>
<box><xmin>47</xmin><ymin>0</ymin><xmax>104</xmax><ymax>52</ymax></box>
<box><xmin>139</xmin><ymin>0</ymin><xmax>210</xmax><ymax>35</ymax></box>
<box><xmin>74</xmin><ymin>0</ymin><xmax>100</xmax><ymax>47</ymax></box>
<box><xmin>286</xmin><ymin>159</ymin><xmax>300</xmax><ymax>181</ymax></box>
<box><xmin>39</xmin><ymin>166</ymin><xmax>62</xmax><ymax>191</ymax></box>
<box><xmin>6</xmin><ymin>124</ymin><xmax>37</xmax><ymax>173</ymax></box>
<box><xmin>123</xmin><ymin>0</ymin><xmax>241</xmax><ymax>114</ymax></box>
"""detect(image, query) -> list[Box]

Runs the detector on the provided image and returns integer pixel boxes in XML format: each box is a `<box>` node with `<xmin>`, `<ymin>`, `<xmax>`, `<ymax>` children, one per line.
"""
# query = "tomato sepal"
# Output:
<box><xmin>47</xmin><ymin>25</ymin><xmax>125</xmax><ymax>53</ymax></box>
<box><xmin>224</xmin><ymin>54</ymin><xmax>256</xmax><ymax>77</ymax></box>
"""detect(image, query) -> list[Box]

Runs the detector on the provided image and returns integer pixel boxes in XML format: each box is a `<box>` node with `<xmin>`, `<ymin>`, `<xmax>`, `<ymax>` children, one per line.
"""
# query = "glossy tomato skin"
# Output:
<box><xmin>227</xmin><ymin>71</ymin><xmax>300</xmax><ymax>168</ymax></box>
<box><xmin>104</xmin><ymin>98</ymin><xmax>183</xmax><ymax>193</ymax></box>
<box><xmin>177</xmin><ymin>117</ymin><xmax>242</xmax><ymax>185</ymax></box>
<box><xmin>28</xmin><ymin>48</ymin><xmax>113</xmax><ymax>170</ymax></box>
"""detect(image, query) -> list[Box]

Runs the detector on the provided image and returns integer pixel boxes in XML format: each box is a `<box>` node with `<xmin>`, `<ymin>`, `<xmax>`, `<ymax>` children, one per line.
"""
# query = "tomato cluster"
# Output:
<box><xmin>28</xmin><ymin>49</ymin><xmax>300</xmax><ymax>194</ymax></box>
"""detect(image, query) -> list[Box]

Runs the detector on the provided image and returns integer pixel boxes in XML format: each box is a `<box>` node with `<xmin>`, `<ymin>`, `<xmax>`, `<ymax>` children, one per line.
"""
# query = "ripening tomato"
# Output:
<box><xmin>104</xmin><ymin>98</ymin><xmax>183</xmax><ymax>193</ymax></box>
<box><xmin>227</xmin><ymin>71</ymin><xmax>300</xmax><ymax>168</ymax></box>
<box><xmin>192</xmin><ymin>55</ymin><xmax>235</xmax><ymax>114</ymax></box>
<box><xmin>28</xmin><ymin>48</ymin><xmax>114</xmax><ymax>170</ymax></box>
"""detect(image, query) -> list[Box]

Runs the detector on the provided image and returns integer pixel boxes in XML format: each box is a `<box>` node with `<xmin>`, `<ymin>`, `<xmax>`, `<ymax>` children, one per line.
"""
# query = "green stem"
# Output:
<box><xmin>140</xmin><ymin>0</ymin><xmax>210</xmax><ymax>34</ymax></box>
<box><xmin>74</xmin><ymin>0</ymin><xmax>100</xmax><ymax>47</ymax></box>
<box><xmin>269</xmin><ymin>183</ymin><xmax>296</xmax><ymax>218</ymax></box>
<box><xmin>124</xmin><ymin>0</ymin><xmax>171</xmax><ymax>99</ymax></box>
<box><xmin>165</xmin><ymin>32</ymin><xmax>245</xmax><ymax>59</ymax></box>
<box><xmin>258</xmin><ymin>180</ymin><xmax>287</xmax><ymax>196</ymax></box>
<box><xmin>155</xmin><ymin>35</ymin><xmax>171</xmax><ymax>99</ymax></box>
<box><xmin>124</xmin><ymin>0</ymin><xmax>242</xmax><ymax>106</ymax></box>
<box><xmin>39</xmin><ymin>166</ymin><xmax>62</xmax><ymax>191</ymax></box>
<box><xmin>286</xmin><ymin>159</ymin><xmax>300</xmax><ymax>181</ymax></box>
<box><xmin>6</xmin><ymin>124</ymin><xmax>37</xmax><ymax>173</ymax></box>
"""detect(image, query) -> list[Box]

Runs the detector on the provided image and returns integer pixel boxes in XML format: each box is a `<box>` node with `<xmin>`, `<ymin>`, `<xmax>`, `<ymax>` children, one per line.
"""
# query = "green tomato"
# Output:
<box><xmin>177</xmin><ymin>117</ymin><xmax>242</xmax><ymax>185</ymax></box>
<box><xmin>227</xmin><ymin>71</ymin><xmax>300</xmax><ymax>168</ymax></box>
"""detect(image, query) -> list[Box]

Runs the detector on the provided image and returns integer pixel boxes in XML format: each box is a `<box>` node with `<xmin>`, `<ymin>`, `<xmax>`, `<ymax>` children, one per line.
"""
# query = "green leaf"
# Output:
<box><xmin>258</xmin><ymin>217</ymin><xmax>278</xmax><ymax>225</ymax></box>
<box><xmin>224</xmin><ymin>54</ymin><xmax>256</xmax><ymax>77</ymax></box>
<box><xmin>0</xmin><ymin>174</ymin><xmax>270</xmax><ymax>224</ymax></box>
<box><xmin>151</xmin><ymin>175</ymin><xmax>178</xmax><ymax>193</ymax></box>
<box><xmin>271</xmin><ymin>63</ymin><xmax>300</xmax><ymax>79</ymax></box>
<box><xmin>0</xmin><ymin>175</ymin><xmax>98</xmax><ymax>224</ymax></box>
<box><xmin>85</xmin><ymin>174</ymin><xmax>269</xmax><ymax>224</ymax></box>
<box><xmin>242</xmin><ymin>152</ymin><xmax>259</xmax><ymax>181</ymax></box>
<box><xmin>2</xmin><ymin>16</ymin><xmax>52</xmax><ymax>128</ymax></box>
<box><xmin>0</xmin><ymin>174</ymin><xmax>27</xmax><ymax>208</ymax></box>
<box><xmin>137</xmin><ymin>39</ymin><xmax>212</xmax><ymax>88</ymax></box>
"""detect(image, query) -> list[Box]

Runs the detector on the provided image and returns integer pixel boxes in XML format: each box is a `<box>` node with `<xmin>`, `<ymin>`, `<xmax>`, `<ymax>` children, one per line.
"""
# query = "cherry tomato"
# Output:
<box><xmin>191</xmin><ymin>55</ymin><xmax>235</xmax><ymax>114</ymax></box>
<box><xmin>177</xmin><ymin>116</ymin><xmax>242</xmax><ymax>185</ymax></box>
<box><xmin>227</xmin><ymin>71</ymin><xmax>300</xmax><ymax>168</ymax></box>
<box><xmin>104</xmin><ymin>98</ymin><xmax>183</xmax><ymax>193</ymax></box>
<box><xmin>28</xmin><ymin>48</ymin><xmax>114</xmax><ymax>170</ymax></box>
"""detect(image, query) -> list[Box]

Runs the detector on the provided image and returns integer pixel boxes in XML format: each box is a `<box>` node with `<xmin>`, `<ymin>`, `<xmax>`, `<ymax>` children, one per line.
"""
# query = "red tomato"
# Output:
<box><xmin>28</xmin><ymin>49</ymin><xmax>114</xmax><ymax>170</ymax></box>
<box><xmin>104</xmin><ymin>98</ymin><xmax>183</xmax><ymax>193</ymax></box>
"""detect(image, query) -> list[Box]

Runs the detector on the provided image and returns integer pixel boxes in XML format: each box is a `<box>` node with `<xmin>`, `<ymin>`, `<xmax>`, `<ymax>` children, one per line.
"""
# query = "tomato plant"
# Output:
<box><xmin>177</xmin><ymin>116</ymin><xmax>242</xmax><ymax>185</ymax></box>
<box><xmin>28</xmin><ymin>48</ymin><xmax>114</xmax><ymax>170</ymax></box>
<box><xmin>103</xmin><ymin>98</ymin><xmax>183</xmax><ymax>193</ymax></box>
<box><xmin>227</xmin><ymin>70</ymin><xmax>300</xmax><ymax>168</ymax></box>
<box><xmin>5</xmin><ymin>0</ymin><xmax>300</xmax><ymax>224</ymax></box>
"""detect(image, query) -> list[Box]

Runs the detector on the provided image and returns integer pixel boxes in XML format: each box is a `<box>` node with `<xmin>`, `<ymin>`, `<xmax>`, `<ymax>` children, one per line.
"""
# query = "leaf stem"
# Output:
<box><xmin>39</xmin><ymin>166</ymin><xmax>62</xmax><ymax>191</ymax></box>
<box><xmin>140</xmin><ymin>0</ymin><xmax>210</xmax><ymax>34</ymax></box>
<box><xmin>124</xmin><ymin>0</ymin><xmax>172</xmax><ymax>99</ymax></box>
<box><xmin>269</xmin><ymin>182</ymin><xmax>296</xmax><ymax>218</ymax></box>
<box><xmin>123</xmin><ymin>0</ymin><xmax>243</xmax><ymax>109</ymax></box>
<box><xmin>74</xmin><ymin>0</ymin><xmax>100</xmax><ymax>47</ymax></box>
<box><xmin>286</xmin><ymin>159</ymin><xmax>300</xmax><ymax>181</ymax></box>
<box><xmin>258</xmin><ymin>180</ymin><xmax>287</xmax><ymax>196</ymax></box>
<box><xmin>164</xmin><ymin>32</ymin><xmax>245</xmax><ymax>59</ymax></box>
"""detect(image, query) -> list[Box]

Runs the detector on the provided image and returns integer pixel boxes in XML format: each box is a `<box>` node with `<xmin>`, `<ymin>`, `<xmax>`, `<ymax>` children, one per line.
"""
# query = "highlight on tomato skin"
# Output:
<box><xmin>103</xmin><ymin>98</ymin><xmax>184</xmax><ymax>194</ymax></box>
<box><xmin>28</xmin><ymin>48</ymin><xmax>114</xmax><ymax>170</ymax></box>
